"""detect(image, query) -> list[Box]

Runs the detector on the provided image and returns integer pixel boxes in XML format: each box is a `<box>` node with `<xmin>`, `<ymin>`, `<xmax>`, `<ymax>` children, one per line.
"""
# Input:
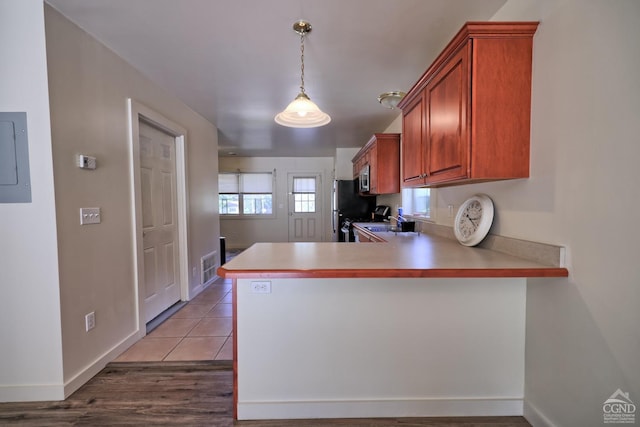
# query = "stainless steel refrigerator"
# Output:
<box><xmin>332</xmin><ymin>180</ymin><xmax>376</xmax><ymax>241</ymax></box>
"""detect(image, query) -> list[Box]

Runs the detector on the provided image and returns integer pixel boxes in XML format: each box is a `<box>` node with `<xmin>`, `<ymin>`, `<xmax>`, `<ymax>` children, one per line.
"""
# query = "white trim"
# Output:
<box><xmin>238</xmin><ymin>397</ymin><xmax>523</xmax><ymax>420</ymax></box>
<box><xmin>524</xmin><ymin>399</ymin><xmax>559</xmax><ymax>427</ymax></box>
<box><xmin>127</xmin><ymin>99</ymin><xmax>190</xmax><ymax>333</ymax></box>
<box><xmin>0</xmin><ymin>385</ymin><xmax>64</xmax><ymax>403</ymax></box>
<box><xmin>0</xmin><ymin>328</ymin><xmax>141</xmax><ymax>402</ymax></box>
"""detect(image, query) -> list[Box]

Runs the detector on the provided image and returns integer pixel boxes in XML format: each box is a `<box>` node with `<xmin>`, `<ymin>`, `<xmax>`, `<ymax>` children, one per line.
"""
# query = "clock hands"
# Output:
<box><xmin>464</xmin><ymin>213</ymin><xmax>480</xmax><ymax>228</ymax></box>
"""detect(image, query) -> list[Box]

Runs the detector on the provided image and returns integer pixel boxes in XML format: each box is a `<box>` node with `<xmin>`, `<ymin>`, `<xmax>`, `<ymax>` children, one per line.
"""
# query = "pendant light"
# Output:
<box><xmin>275</xmin><ymin>20</ymin><xmax>331</xmax><ymax>128</ymax></box>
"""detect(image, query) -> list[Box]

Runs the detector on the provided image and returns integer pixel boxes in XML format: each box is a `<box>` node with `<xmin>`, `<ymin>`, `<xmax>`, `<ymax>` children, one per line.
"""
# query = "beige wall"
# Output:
<box><xmin>44</xmin><ymin>5</ymin><xmax>219</xmax><ymax>397</ymax></box>
<box><xmin>430</xmin><ymin>1</ymin><xmax>639</xmax><ymax>425</ymax></box>
<box><xmin>335</xmin><ymin>147</ymin><xmax>360</xmax><ymax>180</ymax></box>
<box><xmin>219</xmin><ymin>157</ymin><xmax>334</xmax><ymax>248</ymax></box>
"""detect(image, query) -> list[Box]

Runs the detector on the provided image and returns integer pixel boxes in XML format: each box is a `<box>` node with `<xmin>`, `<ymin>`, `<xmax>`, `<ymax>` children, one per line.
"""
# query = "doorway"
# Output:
<box><xmin>288</xmin><ymin>173</ymin><xmax>323</xmax><ymax>242</ymax></box>
<box><xmin>128</xmin><ymin>99</ymin><xmax>189</xmax><ymax>334</ymax></box>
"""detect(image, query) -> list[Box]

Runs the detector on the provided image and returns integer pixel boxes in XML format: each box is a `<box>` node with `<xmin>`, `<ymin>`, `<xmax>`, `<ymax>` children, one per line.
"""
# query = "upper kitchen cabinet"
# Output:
<box><xmin>352</xmin><ymin>133</ymin><xmax>400</xmax><ymax>195</ymax></box>
<box><xmin>398</xmin><ymin>22</ymin><xmax>539</xmax><ymax>187</ymax></box>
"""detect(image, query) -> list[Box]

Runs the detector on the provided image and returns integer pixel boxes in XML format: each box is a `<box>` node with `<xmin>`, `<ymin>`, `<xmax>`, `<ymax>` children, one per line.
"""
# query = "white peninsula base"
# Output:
<box><xmin>236</xmin><ymin>277</ymin><xmax>526</xmax><ymax>420</ymax></box>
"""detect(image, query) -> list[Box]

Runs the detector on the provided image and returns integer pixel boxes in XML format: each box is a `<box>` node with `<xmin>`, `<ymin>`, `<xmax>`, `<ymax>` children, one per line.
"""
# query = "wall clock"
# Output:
<box><xmin>454</xmin><ymin>194</ymin><xmax>494</xmax><ymax>246</ymax></box>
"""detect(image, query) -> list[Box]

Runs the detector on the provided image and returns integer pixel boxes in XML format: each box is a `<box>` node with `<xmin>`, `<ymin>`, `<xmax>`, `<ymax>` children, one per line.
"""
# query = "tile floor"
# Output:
<box><xmin>114</xmin><ymin>277</ymin><xmax>233</xmax><ymax>362</ymax></box>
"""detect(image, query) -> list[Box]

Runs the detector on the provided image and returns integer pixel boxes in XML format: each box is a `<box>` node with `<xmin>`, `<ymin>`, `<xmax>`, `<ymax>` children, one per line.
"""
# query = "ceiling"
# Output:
<box><xmin>46</xmin><ymin>0</ymin><xmax>506</xmax><ymax>158</ymax></box>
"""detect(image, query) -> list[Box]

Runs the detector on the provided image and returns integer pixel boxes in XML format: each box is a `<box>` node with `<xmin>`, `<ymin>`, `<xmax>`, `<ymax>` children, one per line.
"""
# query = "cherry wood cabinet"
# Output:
<box><xmin>398</xmin><ymin>22</ymin><xmax>538</xmax><ymax>187</ymax></box>
<box><xmin>352</xmin><ymin>153</ymin><xmax>368</xmax><ymax>179</ymax></box>
<box><xmin>352</xmin><ymin>133</ymin><xmax>400</xmax><ymax>194</ymax></box>
<box><xmin>401</xmin><ymin>94</ymin><xmax>424</xmax><ymax>186</ymax></box>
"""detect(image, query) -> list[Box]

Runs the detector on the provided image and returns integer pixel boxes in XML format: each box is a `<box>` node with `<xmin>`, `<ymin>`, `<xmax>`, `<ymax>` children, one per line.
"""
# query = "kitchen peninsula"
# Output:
<box><xmin>218</xmin><ymin>231</ymin><xmax>568</xmax><ymax>420</ymax></box>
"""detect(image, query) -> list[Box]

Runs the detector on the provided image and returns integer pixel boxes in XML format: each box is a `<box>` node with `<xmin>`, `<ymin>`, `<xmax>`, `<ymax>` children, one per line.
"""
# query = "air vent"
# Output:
<box><xmin>200</xmin><ymin>250</ymin><xmax>218</xmax><ymax>285</ymax></box>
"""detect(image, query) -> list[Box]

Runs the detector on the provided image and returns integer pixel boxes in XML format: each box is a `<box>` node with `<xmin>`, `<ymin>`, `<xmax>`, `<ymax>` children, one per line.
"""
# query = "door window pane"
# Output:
<box><xmin>293</xmin><ymin>177</ymin><xmax>316</xmax><ymax>213</ymax></box>
<box><xmin>293</xmin><ymin>177</ymin><xmax>315</xmax><ymax>193</ymax></box>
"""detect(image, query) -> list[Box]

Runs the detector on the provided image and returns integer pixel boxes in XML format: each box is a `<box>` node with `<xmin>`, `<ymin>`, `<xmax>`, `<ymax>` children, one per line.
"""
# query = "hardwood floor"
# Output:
<box><xmin>0</xmin><ymin>362</ymin><xmax>531</xmax><ymax>426</ymax></box>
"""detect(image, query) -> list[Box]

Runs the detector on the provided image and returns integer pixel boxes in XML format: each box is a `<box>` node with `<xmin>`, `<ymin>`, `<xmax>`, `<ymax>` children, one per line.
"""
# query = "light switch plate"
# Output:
<box><xmin>80</xmin><ymin>207</ymin><xmax>101</xmax><ymax>225</ymax></box>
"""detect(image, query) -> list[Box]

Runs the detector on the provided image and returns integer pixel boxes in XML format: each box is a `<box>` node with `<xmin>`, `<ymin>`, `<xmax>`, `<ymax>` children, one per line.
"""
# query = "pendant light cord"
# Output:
<box><xmin>299</xmin><ymin>31</ymin><xmax>306</xmax><ymax>95</ymax></box>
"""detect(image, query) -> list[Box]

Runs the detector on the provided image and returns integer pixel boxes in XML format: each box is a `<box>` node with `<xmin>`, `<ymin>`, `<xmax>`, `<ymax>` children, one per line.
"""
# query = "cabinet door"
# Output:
<box><xmin>368</xmin><ymin>143</ymin><xmax>378</xmax><ymax>193</ymax></box>
<box><xmin>425</xmin><ymin>43</ymin><xmax>469</xmax><ymax>183</ymax></box>
<box><xmin>401</xmin><ymin>94</ymin><xmax>425</xmax><ymax>186</ymax></box>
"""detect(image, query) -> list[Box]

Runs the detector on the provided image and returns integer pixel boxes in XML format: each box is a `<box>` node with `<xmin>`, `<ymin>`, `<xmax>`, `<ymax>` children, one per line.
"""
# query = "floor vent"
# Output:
<box><xmin>201</xmin><ymin>250</ymin><xmax>218</xmax><ymax>285</ymax></box>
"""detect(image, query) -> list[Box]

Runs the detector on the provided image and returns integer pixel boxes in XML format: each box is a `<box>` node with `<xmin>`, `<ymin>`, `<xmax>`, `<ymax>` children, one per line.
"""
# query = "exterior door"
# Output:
<box><xmin>288</xmin><ymin>173</ymin><xmax>323</xmax><ymax>242</ymax></box>
<box><xmin>139</xmin><ymin>120</ymin><xmax>180</xmax><ymax>322</ymax></box>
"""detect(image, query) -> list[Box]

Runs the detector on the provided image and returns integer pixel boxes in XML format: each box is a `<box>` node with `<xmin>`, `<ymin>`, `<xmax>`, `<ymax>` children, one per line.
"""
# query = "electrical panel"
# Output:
<box><xmin>0</xmin><ymin>112</ymin><xmax>31</xmax><ymax>203</ymax></box>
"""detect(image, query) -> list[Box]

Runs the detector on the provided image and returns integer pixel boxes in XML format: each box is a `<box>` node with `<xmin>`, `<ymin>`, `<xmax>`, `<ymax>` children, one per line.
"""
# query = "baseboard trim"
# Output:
<box><xmin>238</xmin><ymin>397</ymin><xmax>524</xmax><ymax>420</ymax></box>
<box><xmin>0</xmin><ymin>384</ymin><xmax>65</xmax><ymax>403</ymax></box>
<box><xmin>63</xmin><ymin>329</ymin><xmax>142</xmax><ymax>399</ymax></box>
<box><xmin>524</xmin><ymin>399</ymin><xmax>559</xmax><ymax>427</ymax></box>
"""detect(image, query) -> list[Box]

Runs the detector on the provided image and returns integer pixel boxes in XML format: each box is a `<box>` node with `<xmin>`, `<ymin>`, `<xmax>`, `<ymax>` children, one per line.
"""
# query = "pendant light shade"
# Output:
<box><xmin>275</xmin><ymin>92</ymin><xmax>331</xmax><ymax>128</ymax></box>
<box><xmin>275</xmin><ymin>20</ymin><xmax>331</xmax><ymax>128</ymax></box>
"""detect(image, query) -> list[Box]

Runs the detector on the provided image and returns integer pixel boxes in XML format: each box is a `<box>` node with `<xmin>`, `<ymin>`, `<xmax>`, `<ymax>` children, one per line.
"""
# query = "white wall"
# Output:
<box><xmin>219</xmin><ymin>157</ymin><xmax>334</xmax><ymax>248</ymax></box>
<box><xmin>3</xmin><ymin>3</ymin><xmax>220</xmax><ymax>401</ymax></box>
<box><xmin>0</xmin><ymin>0</ymin><xmax>64</xmax><ymax>401</ymax></box>
<box><xmin>237</xmin><ymin>277</ymin><xmax>526</xmax><ymax>419</ymax></box>
<box><xmin>432</xmin><ymin>1</ymin><xmax>640</xmax><ymax>425</ymax></box>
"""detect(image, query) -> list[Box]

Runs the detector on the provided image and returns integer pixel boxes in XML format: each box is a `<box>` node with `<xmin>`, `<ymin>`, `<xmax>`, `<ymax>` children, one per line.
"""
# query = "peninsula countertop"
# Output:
<box><xmin>217</xmin><ymin>230</ymin><xmax>569</xmax><ymax>279</ymax></box>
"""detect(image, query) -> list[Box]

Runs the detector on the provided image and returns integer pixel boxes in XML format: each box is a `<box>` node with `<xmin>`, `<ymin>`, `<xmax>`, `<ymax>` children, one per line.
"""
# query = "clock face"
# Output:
<box><xmin>457</xmin><ymin>200</ymin><xmax>483</xmax><ymax>238</ymax></box>
<box><xmin>454</xmin><ymin>195</ymin><xmax>494</xmax><ymax>246</ymax></box>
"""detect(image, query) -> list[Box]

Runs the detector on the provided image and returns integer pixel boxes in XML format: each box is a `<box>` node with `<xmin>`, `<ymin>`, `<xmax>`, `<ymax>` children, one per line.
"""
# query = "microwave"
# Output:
<box><xmin>359</xmin><ymin>164</ymin><xmax>370</xmax><ymax>192</ymax></box>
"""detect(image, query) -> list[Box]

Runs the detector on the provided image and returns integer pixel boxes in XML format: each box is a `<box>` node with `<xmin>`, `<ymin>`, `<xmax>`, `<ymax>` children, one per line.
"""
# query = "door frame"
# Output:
<box><xmin>127</xmin><ymin>99</ymin><xmax>189</xmax><ymax>336</ymax></box>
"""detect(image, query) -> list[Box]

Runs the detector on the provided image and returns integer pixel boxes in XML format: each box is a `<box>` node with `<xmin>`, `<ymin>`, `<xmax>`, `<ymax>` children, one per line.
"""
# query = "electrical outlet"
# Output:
<box><xmin>250</xmin><ymin>281</ymin><xmax>271</xmax><ymax>294</ymax></box>
<box><xmin>77</xmin><ymin>154</ymin><xmax>97</xmax><ymax>170</ymax></box>
<box><xmin>448</xmin><ymin>205</ymin><xmax>454</xmax><ymax>218</ymax></box>
<box><xmin>85</xmin><ymin>312</ymin><xmax>96</xmax><ymax>331</ymax></box>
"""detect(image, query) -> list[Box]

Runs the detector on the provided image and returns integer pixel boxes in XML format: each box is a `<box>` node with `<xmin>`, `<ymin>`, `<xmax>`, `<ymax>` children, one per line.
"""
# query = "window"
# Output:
<box><xmin>292</xmin><ymin>177</ymin><xmax>316</xmax><ymax>213</ymax></box>
<box><xmin>219</xmin><ymin>172</ymin><xmax>273</xmax><ymax>217</ymax></box>
<box><xmin>402</xmin><ymin>187</ymin><xmax>433</xmax><ymax>219</ymax></box>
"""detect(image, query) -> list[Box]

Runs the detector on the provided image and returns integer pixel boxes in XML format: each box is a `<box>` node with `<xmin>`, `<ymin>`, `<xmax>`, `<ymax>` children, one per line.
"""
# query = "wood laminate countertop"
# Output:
<box><xmin>218</xmin><ymin>228</ymin><xmax>569</xmax><ymax>279</ymax></box>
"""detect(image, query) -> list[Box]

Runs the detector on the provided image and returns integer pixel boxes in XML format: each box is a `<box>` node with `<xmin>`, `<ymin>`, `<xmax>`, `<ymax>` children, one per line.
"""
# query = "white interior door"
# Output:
<box><xmin>288</xmin><ymin>173</ymin><xmax>323</xmax><ymax>242</ymax></box>
<box><xmin>139</xmin><ymin>120</ymin><xmax>180</xmax><ymax>322</ymax></box>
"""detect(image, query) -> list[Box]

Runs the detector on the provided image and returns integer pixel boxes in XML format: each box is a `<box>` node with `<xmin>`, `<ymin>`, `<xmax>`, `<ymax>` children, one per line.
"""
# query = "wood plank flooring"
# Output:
<box><xmin>0</xmin><ymin>362</ymin><xmax>531</xmax><ymax>426</ymax></box>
